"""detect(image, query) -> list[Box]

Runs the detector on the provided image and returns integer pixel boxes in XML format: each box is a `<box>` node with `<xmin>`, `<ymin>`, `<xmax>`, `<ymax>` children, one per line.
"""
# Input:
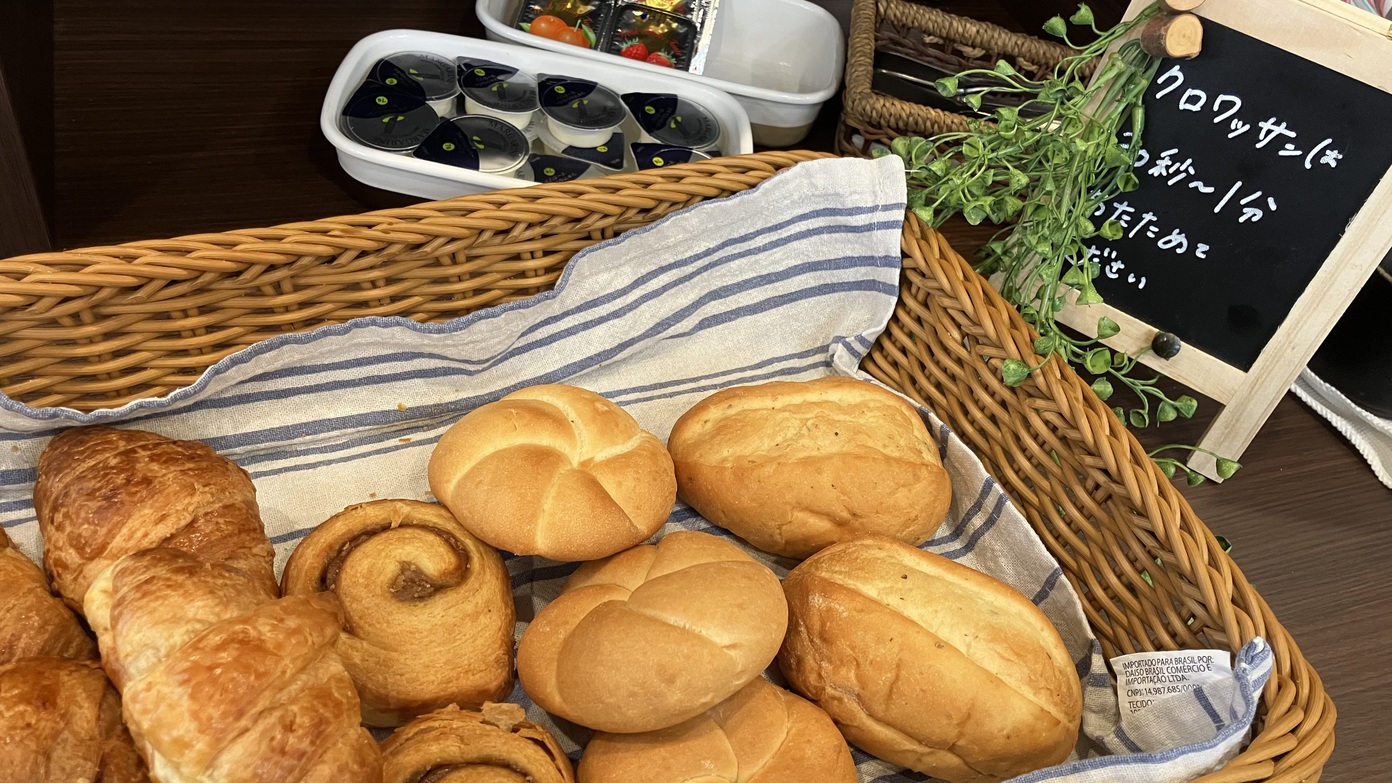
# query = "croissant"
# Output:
<box><xmin>381</xmin><ymin>703</ymin><xmax>575</xmax><ymax>783</ymax></box>
<box><xmin>36</xmin><ymin>427</ymin><xmax>381</xmax><ymax>781</ymax></box>
<box><xmin>282</xmin><ymin>499</ymin><xmax>515</xmax><ymax>727</ymax></box>
<box><xmin>34</xmin><ymin>426</ymin><xmax>278</xmax><ymax>609</ymax></box>
<box><xmin>1</xmin><ymin>526</ymin><xmax>97</xmax><ymax>663</ymax></box>
<box><xmin>85</xmin><ymin>547</ymin><xmax>382</xmax><ymax>781</ymax></box>
<box><xmin>0</xmin><ymin>657</ymin><xmax>147</xmax><ymax>783</ymax></box>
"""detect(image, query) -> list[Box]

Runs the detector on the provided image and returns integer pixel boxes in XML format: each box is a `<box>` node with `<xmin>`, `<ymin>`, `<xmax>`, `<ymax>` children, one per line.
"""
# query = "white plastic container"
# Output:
<box><xmin>477</xmin><ymin>0</ymin><xmax>843</xmax><ymax>147</ymax></box>
<box><xmin>322</xmin><ymin>29</ymin><xmax>753</xmax><ymax>200</ymax></box>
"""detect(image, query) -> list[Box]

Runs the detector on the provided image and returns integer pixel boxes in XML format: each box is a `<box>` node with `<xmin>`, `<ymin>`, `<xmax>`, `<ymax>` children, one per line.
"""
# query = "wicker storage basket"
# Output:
<box><xmin>839</xmin><ymin>0</ymin><xmax>1076</xmax><ymax>158</ymax></box>
<box><xmin>0</xmin><ymin>151</ymin><xmax>1332</xmax><ymax>782</ymax></box>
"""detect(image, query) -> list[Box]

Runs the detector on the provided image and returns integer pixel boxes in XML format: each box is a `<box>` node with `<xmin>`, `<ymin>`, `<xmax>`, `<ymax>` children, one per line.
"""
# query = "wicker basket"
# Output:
<box><xmin>839</xmin><ymin>0</ymin><xmax>1076</xmax><ymax>157</ymax></box>
<box><xmin>0</xmin><ymin>151</ymin><xmax>1333</xmax><ymax>782</ymax></box>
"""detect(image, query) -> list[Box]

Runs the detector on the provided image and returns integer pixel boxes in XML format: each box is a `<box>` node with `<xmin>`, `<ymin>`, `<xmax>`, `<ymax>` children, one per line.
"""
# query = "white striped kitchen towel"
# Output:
<box><xmin>0</xmin><ymin>155</ymin><xmax>1268</xmax><ymax>783</ymax></box>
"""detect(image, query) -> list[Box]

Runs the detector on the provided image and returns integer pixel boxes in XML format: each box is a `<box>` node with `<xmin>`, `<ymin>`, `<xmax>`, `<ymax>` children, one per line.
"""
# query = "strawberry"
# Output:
<box><xmin>645</xmin><ymin>50</ymin><xmax>674</xmax><ymax>68</ymax></box>
<box><xmin>619</xmin><ymin>38</ymin><xmax>648</xmax><ymax>60</ymax></box>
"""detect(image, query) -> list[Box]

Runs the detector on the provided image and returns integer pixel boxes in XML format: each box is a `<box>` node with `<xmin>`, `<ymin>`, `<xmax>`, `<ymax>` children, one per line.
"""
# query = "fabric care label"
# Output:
<box><xmin>1113</xmin><ymin>649</ymin><xmax>1232</xmax><ymax>719</ymax></box>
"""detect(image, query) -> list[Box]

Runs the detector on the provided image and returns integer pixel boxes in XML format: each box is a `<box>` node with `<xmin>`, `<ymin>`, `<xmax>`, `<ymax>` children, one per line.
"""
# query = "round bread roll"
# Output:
<box><xmin>281</xmin><ymin>499</ymin><xmax>515</xmax><ymax>727</ymax></box>
<box><xmin>381</xmin><ymin>702</ymin><xmax>575</xmax><ymax>783</ymax></box>
<box><xmin>578</xmin><ymin>678</ymin><xmax>857</xmax><ymax>783</ymax></box>
<box><xmin>517</xmin><ymin>531</ymin><xmax>787</xmax><ymax>734</ymax></box>
<box><xmin>778</xmin><ymin>537</ymin><xmax>1082</xmax><ymax>783</ymax></box>
<box><xmin>428</xmin><ymin>384</ymin><xmax>677</xmax><ymax>561</ymax></box>
<box><xmin>667</xmin><ymin>376</ymin><xmax>951</xmax><ymax>559</ymax></box>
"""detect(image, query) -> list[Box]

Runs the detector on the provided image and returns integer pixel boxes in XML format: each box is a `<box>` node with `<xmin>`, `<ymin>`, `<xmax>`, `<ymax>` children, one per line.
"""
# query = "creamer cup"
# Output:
<box><xmin>458</xmin><ymin>58</ymin><xmax>539</xmax><ymax>131</ymax></box>
<box><xmin>373</xmin><ymin>52</ymin><xmax>459</xmax><ymax>116</ymax></box>
<box><xmin>341</xmin><ymin>81</ymin><xmax>439</xmax><ymax>152</ymax></box>
<box><xmin>538</xmin><ymin>75</ymin><xmax>626</xmax><ymax>148</ymax></box>
<box><xmin>412</xmin><ymin>115</ymin><xmax>531</xmax><ymax>176</ymax></box>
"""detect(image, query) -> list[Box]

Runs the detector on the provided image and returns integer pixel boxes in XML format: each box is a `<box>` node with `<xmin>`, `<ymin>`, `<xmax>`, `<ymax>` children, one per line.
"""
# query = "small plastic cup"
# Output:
<box><xmin>341</xmin><ymin>81</ymin><xmax>440</xmax><ymax>152</ymax></box>
<box><xmin>622</xmin><ymin>92</ymin><xmax>722</xmax><ymax>153</ymax></box>
<box><xmin>412</xmin><ymin>115</ymin><xmax>531</xmax><ymax>177</ymax></box>
<box><xmin>523</xmin><ymin>154</ymin><xmax>597</xmax><ymax>183</ymax></box>
<box><xmin>373</xmin><ymin>52</ymin><xmax>459</xmax><ymax>116</ymax></box>
<box><xmin>457</xmin><ymin>58</ymin><xmax>539</xmax><ymax>131</ymax></box>
<box><xmin>538</xmin><ymin>75</ymin><xmax>626</xmax><ymax>148</ymax></box>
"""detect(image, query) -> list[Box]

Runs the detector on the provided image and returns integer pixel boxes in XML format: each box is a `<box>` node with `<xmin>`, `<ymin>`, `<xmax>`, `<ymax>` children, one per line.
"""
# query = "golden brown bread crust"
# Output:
<box><xmin>427</xmin><ymin>385</ymin><xmax>677</xmax><ymax>561</ymax></box>
<box><xmin>578</xmin><ymin>678</ymin><xmax>857</xmax><ymax>783</ymax></box>
<box><xmin>0</xmin><ymin>657</ymin><xmax>148</xmax><ymax>783</ymax></box>
<box><xmin>777</xmin><ymin>537</ymin><xmax>1082</xmax><ymax>783</ymax></box>
<box><xmin>381</xmin><ymin>703</ymin><xmax>575</xmax><ymax>783</ymax></box>
<box><xmin>84</xmin><ymin>548</ymin><xmax>382</xmax><ymax>783</ymax></box>
<box><xmin>667</xmin><ymin>377</ymin><xmax>952</xmax><ymax>559</ymax></box>
<box><xmin>517</xmin><ymin>531</ymin><xmax>788</xmax><ymax>734</ymax></box>
<box><xmin>0</xmin><ymin>527</ymin><xmax>97</xmax><ymax>664</ymax></box>
<box><xmin>281</xmin><ymin>499</ymin><xmax>516</xmax><ymax>727</ymax></box>
<box><xmin>34</xmin><ymin>427</ymin><xmax>278</xmax><ymax>610</ymax></box>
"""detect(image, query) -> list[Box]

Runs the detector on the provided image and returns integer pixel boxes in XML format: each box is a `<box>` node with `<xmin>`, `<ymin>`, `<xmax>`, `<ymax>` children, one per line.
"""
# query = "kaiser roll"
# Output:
<box><xmin>778</xmin><ymin>536</ymin><xmax>1082</xmax><ymax>783</ymax></box>
<box><xmin>517</xmin><ymin>531</ymin><xmax>788</xmax><ymax>733</ymax></box>
<box><xmin>578</xmin><ymin>678</ymin><xmax>857</xmax><ymax>783</ymax></box>
<box><xmin>428</xmin><ymin>384</ymin><xmax>677</xmax><ymax>561</ymax></box>
<box><xmin>667</xmin><ymin>376</ymin><xmax>951</xmax><ymax>559</ymax></box>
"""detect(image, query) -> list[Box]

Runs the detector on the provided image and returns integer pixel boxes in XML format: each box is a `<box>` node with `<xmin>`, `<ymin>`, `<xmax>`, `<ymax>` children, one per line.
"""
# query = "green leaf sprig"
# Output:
<box><xmin>880</xmin><ymin>3</ymin><xmax>1241</xmax><ymax>482</ymax></box>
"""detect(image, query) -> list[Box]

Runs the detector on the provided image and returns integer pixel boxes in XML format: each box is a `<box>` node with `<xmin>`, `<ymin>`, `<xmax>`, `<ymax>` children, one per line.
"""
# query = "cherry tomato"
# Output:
<box><xmin>529</xmin><ymin>14</ymin><xmax>569</xmax><ymax>39</ymax></box>
<box><xmin>554</xmin><ymin>27</ymin><xmax>589</xmax><ymax>47</ymax></box>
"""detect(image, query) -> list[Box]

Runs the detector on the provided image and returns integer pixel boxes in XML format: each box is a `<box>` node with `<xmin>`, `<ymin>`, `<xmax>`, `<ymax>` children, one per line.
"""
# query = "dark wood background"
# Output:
<box><xmin>1</xmin><ymin>1</ymin><xmax>1386</xmax><ymax>779</ymax></box>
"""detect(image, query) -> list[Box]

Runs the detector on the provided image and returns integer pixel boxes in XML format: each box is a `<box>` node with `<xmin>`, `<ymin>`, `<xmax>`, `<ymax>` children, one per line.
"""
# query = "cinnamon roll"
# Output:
<box><xmin>282</xmin><ymin>499</ymin><xmax>515</xmax><ymax>727</ymax></box>
<box><xmin>381</xmin><ymin>703</ymin><xmax>575</xmax><ymax>783</ymax></box>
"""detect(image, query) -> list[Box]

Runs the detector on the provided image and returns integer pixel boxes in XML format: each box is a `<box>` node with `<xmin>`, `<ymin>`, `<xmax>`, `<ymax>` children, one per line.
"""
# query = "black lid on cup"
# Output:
<box><xmin>622</xmin><ymin>92</ymin><xmax>721</xmax><ymax>149</ymax></box>
<box><xmin>412</xmin><ymin>115</ymin><xmax>530</xmax><ymax>173</ymax></box>
<box><xmin>372</xmin><ymin>52</ymin><xmax>457</xmax><ymax>102</ymax></box>
<box><xmin>341</xmin><ymin>82</ymin><xmax>439</xmax><ymax>151</ymax></box>
<box><xmin>559</xmin><ymin>131</ymin><xmax>626</xmax><ymax>170</ymax></box>
<box><xmin>458</xmin><ymin>58</ymin><xmax>538</xmax><ymax>114</ymax></box>
<box><xmin>527</xmin><ymin>154</ymin><xmax>592</xmax><ymax>183</ymax></box>
<box><xmin>631</xmin><ymin>142</ymin><xmax>711</xmax><ymax>170</ymax></box>
<box><xmin>537</xmin><ymin>76</ymin><xmax>625</xmax><ymax>130</ymax></box>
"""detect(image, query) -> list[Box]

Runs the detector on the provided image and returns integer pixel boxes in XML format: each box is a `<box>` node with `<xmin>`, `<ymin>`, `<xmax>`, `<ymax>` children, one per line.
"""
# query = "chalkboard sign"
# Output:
<box><xmin>1057</xmin><ymin>0</ymin><xmax>1392</xmax><ymax>479</ymax></box>
<box><xmin>1090</xmin><ymin>19</ymin><xmax>1392</xmax><ymax>372</ymax></box>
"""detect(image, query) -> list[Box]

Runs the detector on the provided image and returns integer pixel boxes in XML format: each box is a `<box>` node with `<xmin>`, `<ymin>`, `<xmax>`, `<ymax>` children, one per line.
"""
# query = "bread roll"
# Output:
<box><xmin>85</xmin><ymin>548</ymin><xmax>382</xmax><ymax>782</ymax></box>
<box><xmin>428</xmin><ymin>385</ymin><xmax>676</xmax><ymax>561</ymax></box>
<box><xmin>777</xmin><ymin>537</ymin><xmax>1082</xmax><ymax>783</ymax></box>
<box><xmin>34</xmin><ymin>426</ymin><xmax>278</xmax><ymax>608</ymax></box>
<box><xmin>282</xmin><ymin>499</ymin><xmax>515</xmax><ymax>727</ymax></box>
<box><xmin>667</xmin><ymin>377</ymin><xmax>951</xmax><ymax>559</ymax></box>
<box><xmin>1</xmin><ymin>526</ymin><xmax>97</xmax><ymax>663</ymax></box>
<box><xmin>0</xmin><ymin>657</ymin><xmax>147</xmax><ymax>783</ymax></box>
<box><xmin>381</xmin><ymin>703</ymin><xmax>575</xmax><ymax>783</ymax></box>
<box><xmin>578</xmin><ymin>678</ymin><xmax>856</xmax><ymax>783</ymax></box>
<box><xmin>517</xmin><ymin>531</ymin><xmax>787</xmax><ymax>733</ymax></box>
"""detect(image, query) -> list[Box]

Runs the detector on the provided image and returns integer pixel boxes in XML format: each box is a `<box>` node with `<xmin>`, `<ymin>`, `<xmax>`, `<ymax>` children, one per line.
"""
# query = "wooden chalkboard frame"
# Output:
<box><xmin>1057</xmin><ymin>0</ymin><xmax>1392</xmax><ymax>480</ymax></box>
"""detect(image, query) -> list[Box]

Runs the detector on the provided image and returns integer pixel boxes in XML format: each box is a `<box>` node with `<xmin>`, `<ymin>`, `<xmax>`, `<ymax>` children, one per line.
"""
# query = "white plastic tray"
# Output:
<box><xmin>476</xmin><ymin>0</ymin><xmax>843</xmax><ymax>146</ymax></box>
<box><xmin>322</xmin><ymin>29</ymin><xmax>754</xmax><ymax>200</ymax></box>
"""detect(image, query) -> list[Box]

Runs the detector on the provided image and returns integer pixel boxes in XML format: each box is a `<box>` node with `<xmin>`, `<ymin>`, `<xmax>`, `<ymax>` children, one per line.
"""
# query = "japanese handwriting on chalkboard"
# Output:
<box><xmin>1152</xmin><ymin>65</ymin><xmax>1343</xmax><ymax>170</ymax></box>
<box><xmin>1092</xmin><ymin>202</ymin><xmax>1211</xmax><ymax>259</ymax></box>
<box><xmin>1089</xmin><ymin>246</ymin><xmax>1146</xmax><ymax>289</ymax></box>
<box><xmin>1119</xmin><ymin>139</ymin><xmax>1279</xmax><ymax>224</ymax></box>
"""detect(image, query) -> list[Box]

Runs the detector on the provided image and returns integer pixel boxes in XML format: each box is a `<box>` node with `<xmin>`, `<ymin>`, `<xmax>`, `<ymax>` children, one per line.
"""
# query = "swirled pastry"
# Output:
<box><xmin>428</xmin><ymin>385</ymin><xmax>676</xmax><ymax>561</ymax></box>
<box><xmin>517</xmin><ymin>531</ymin><xmax>787</xmax><ymax>733</ymax></box>
<box><xmin>282</xmin><ymin>499</ymin><xmax>515</xmax><ymax>727</ymax></box>
<box><xmin>381</xmin><ymin>703</ymin><xmax>575</xmax><ymax>783</ymax></box>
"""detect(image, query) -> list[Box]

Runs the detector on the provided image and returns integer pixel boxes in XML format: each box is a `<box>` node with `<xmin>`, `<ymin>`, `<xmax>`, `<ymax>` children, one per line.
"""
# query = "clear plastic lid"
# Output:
<box><xmin>537</xmin><ymin>76</ymin><xmax>626</xmax><ymax>131</ymax></box>
<box><xmin>458</xmin><ymin>58</ymin><xmax>539</xmax><ymax>115</ymax></box>
<box><xmin>374</xmin><ymin>52</ymin><xmax>458</xmax><ymax>102</ymax></box>
<box><xmin>412</xmin><ymin>115</ymin><xmax>531</xmax><ymax>173</ymax></box>
<box><xmin>341</xmin><ymin>82</ymin><xmax>439</xmax><ymax>152</ymax></box>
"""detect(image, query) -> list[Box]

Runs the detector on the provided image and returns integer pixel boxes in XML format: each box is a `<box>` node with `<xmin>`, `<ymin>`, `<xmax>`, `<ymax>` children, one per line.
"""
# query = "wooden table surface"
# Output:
<box><xmin>11</xmin><ymin>1</ymin><xmax>1391</xmax><ymax>779</ymax></box>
